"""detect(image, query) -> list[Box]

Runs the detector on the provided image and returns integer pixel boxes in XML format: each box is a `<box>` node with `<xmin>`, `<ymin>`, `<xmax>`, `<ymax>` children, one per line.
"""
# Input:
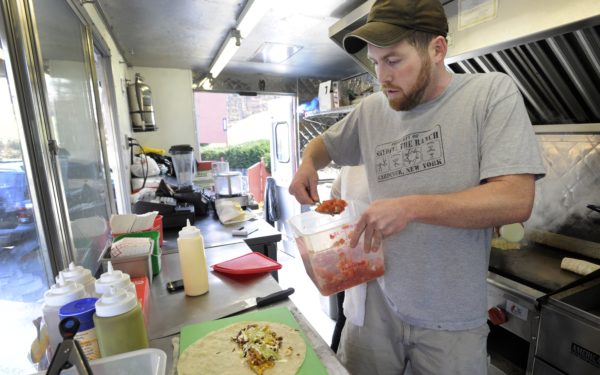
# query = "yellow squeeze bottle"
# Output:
<box><xmin>177</xmin><ymin>220</ymin><xmax>209</xmax><ymax>296</ymax></box>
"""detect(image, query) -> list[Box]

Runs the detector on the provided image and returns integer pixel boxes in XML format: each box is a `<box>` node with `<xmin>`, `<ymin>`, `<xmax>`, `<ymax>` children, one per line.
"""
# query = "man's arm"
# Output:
<box><xmin>288</xmin><ymin>136</ymin><xmax>332</xmax><ymax>204</ymax></box>
<box><xmin>353</xmin><ymin>174</ymin><xmax>536</xmax><ymax>251</ymax></box>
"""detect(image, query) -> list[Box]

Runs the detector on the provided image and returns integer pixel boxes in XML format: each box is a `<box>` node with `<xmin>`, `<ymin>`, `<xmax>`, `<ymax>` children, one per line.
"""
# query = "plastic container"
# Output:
<box><xmin>214</xmin><ymin>171</ymin><xmax>243</xmax><ymax>196</ymax></box>
<box><xmin>42</xmin><ymin>275</ymin><xmax>87</xmax><ymax>354</ymax></box>
<box><xmin>57</xmin><ymin>262</ymin><xmax>96</xmax><ymax>297</ymax></box>
<box><xmin>93</xmin><ymin>286</ymin><xmax>149</xmax><ymax>357</ymax></box>
<box><xmin>212</xmin><ymin>252</ymin><xmax>282</xmax><ymax>275</ymax></box>
<box><xmin>113</xmin><ymin>231</ymin><xmax>161</xmax><ymax>277</ymax></box>
<box><xmin>59</xmin><ymin>298</ymin><xmax>101</xmax><ymax>360</ymax></box>
<box><xmin>288</xmin><ymin>201</ymin><xmax>385</xmax><ymax>296</ymax></box>
<box><xmin>177</xmin><ymin>220</ymin><xmax>208</xmax><ymax>296</ymax></box>
<box><xmin>33</xmin><ymin>348</ymin><xmax>166</xmax><ymax>375</ymax></box>
<box><xmin>95</xmin><ymin>261</ymin><xmax>137</xmax><ymax>297</ymax></box>
<box><xmin>169</xmin><ymin>144</ymin><xmax>194</xmax><ymax>190</ymax></box>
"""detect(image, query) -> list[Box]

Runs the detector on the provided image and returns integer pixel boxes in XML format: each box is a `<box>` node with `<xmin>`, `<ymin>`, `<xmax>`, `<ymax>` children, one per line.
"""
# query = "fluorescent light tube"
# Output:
<box><xmin>237</xmin><ymin>0</ymin><xmax>273</xmax><ymax>38</ymax></box>
<box><xmin>209</xmin><ymin>35</ymin><xmax>239</xmax><ymax>78</ymax></box>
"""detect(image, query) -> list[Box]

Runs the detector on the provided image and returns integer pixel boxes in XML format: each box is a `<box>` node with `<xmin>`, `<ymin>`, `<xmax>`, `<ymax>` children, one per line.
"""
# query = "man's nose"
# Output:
<box><xmin>377</xmin><ymin>65</ymin><xmax>391</xmax><ymax>84</ymax></box>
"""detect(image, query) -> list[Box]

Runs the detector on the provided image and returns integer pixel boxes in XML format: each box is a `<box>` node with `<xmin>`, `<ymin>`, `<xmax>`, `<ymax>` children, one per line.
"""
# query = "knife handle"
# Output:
<box><xmin>256</xmin><ymin>288</ymin><xmax>295</xmax><ymax>307</ymax></box>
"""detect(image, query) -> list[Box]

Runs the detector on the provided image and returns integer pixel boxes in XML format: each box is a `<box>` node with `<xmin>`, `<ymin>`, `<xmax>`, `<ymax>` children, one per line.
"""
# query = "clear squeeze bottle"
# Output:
<box><xmin>177</xmin><ymin>219</ymin><xmax>208</xmax><ymax>296</ymax></box>
<box><xmin>93</xmin><ymin>286</ymin><xmax>148</xmax><ymax>357</ymax></box>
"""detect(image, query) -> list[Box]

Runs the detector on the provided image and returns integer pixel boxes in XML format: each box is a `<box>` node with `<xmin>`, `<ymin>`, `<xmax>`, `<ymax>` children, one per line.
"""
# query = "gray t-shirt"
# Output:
<box><xmin>322</xmin><ymin>72</ymin><xmax>546</xmax><ymax>330</ymax></box>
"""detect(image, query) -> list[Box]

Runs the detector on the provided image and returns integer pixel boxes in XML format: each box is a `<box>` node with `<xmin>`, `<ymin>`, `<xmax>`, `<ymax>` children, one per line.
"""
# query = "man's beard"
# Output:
<box><xmin>385</xmin><ymin>55</ymin><xmax>432</xmax><ymax>111</ymax></box>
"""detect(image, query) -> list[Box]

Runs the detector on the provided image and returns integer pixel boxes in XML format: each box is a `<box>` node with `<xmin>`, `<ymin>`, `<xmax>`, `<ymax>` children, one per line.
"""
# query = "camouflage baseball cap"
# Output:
<box><xmin>343</xmin><ymin>0</ymin><xmax>448</xmax><ymax>54</ymax></box>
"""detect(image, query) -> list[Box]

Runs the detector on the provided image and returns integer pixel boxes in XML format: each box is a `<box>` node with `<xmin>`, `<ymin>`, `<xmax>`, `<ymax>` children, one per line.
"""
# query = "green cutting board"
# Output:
<box><xmin>179</xmin><ymin>306</ymin><xmax>327</xmax><ymax>374</ymax></box>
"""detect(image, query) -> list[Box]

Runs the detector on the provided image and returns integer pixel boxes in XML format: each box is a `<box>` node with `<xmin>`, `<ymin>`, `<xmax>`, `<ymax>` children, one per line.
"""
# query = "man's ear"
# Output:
<box><xmin>430</xmin><ymin>36</ymin><xmax>448</xmax><ymax>63</ymax></box>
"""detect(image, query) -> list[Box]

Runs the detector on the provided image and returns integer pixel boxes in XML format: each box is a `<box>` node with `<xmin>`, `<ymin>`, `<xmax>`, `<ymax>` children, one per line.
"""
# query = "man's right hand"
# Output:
<box><xmin>288</xmin><ymin>163</ymin><xmax>320</xmax><ymax>204</ymax></box>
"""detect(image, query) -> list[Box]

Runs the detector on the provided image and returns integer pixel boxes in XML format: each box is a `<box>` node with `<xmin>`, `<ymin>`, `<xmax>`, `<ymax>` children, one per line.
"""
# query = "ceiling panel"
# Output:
<box><xmin>95</xmin><ymin>0</ymin><xmax>366</xmax><ymax>79</ymax></box>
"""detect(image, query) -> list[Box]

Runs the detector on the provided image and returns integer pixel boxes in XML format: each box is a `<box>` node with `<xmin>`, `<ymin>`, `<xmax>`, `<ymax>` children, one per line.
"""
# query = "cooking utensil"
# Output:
<box><xmin>587</xmin><ymin>204</ymin><xmax>600</xmax><ymax>214</ymax></box>
<box><xmin>208</xmin><ymin>287</ymin><xmax>295</xmax><ymax>321</ymax></box>
<box><xmin>180</xmin><ymin>306</ymin><xmax>327</xmax><ymax>374</ymax></box>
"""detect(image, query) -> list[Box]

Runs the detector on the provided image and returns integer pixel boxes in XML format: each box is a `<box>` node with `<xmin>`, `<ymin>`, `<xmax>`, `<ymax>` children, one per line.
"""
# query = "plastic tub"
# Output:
<box><xmin>34</xmin><ymin>348</ymin><xmax>166</xmax><ymax>375</ymax></box>
<box><xmin>288</xmin><ymin>201</ymin><xmax>385</xmax><ymax>296</ymax></box>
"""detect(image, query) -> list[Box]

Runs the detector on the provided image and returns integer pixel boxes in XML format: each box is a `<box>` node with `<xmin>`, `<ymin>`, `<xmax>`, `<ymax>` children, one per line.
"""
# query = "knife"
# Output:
<box><xmin>214</xmin><ymin>287</ymin><xmax>295</xmax><ymax>320</ymax></box>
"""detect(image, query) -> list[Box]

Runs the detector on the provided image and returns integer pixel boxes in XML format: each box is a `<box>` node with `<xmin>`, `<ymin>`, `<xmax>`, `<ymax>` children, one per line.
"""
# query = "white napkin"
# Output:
<box><xmin>343</xmin><ymin>283</ymin><xmax>367</xmax><ymax>327</ymax></box>
<box><xmin>215</xmin><ymin>200</ymin><xmax>252</xmax><ymax>224</ymax></box>
<box><xmin>110</xmin><ymin>212</ymin><xmax>158</xmax><ymax>234</ymax></box>
<box><xmin>110</xmin><ymin>237</ymin><xmax>153</xmax><ymax>257</ymax></box>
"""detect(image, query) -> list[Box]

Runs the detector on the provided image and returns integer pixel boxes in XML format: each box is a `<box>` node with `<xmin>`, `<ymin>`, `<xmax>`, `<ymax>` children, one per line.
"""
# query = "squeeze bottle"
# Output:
<box><xmin>57</xmin><ymin>262</ymin><xmax>96</xmax><ymax>297</ymax></box>
<box><xmin>42</xmin><ymin>274</ymin><xmax>86</xmax><ymax>354</ymax></box>
<box><xmin>94</xmin><ymin>261</ymin><xmax>136</xmax><ymax>296</ymax></box>
<box><xmin>93</xmin><ymin>286</ymin><xmax>148</xmax><ymax>357</ymax></box>
<box><xmin>177</xmin><ymin>219</ymin><xmax>209</xmax><ymax>296</ymax></box>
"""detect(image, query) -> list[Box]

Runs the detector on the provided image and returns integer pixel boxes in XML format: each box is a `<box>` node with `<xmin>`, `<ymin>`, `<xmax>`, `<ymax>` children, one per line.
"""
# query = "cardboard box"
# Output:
<box><xmin>318</xmin><ymin>80</ymin><xmax>340</xmax><ymax>112</ymax></box>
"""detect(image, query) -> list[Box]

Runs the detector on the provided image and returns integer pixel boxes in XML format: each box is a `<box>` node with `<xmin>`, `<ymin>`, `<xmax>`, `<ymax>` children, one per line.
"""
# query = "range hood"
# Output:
<box><xmin>329</xmin><ymin>0</ymin><xmax>600</xmax><ymax>127</ymax></box>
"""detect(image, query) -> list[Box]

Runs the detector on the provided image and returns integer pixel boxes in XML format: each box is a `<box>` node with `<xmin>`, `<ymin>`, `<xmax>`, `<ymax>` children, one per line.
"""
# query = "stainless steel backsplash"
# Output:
<box><xmin>528</xmin><ymin>134</ymin><xmax>600</xmax><ymax>244</ymax></box>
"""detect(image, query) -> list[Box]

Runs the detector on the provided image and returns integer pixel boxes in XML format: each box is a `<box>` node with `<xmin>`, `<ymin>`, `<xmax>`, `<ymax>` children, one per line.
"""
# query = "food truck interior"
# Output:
<box><xmin>0</xmin><ymin>0</ymin><xmax>599</xmax><ymax>373</ymax></box>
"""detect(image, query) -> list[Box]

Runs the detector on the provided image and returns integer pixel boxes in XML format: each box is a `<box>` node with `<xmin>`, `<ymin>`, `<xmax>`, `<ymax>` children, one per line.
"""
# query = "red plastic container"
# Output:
<box><xmin>212</xmin><ymin>252</ymin><xmax>281</xmax><ymax>275</ymax></box>
<box><xmin>152</xmin><ymin>215</ymin><xmax>163</xmax><ymax>247</ymax></box>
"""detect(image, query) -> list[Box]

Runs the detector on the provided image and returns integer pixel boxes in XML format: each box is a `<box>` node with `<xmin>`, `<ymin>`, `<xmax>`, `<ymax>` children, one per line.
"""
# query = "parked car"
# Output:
<box><xmin>0</xmin><ymin>161</ymin><xmax>34</xmax><ymax>246</ymax></box>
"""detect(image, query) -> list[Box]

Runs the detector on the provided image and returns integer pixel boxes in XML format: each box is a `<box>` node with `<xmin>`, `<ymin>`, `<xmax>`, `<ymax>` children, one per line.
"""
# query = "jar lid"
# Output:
<box><xmin>44</xmin><ymin>274</ymin><xmax>86</xmax><ymax>307</ymax></box>
<box><xmin>59</xmin><ymin>298</ymin><xmax>98</xmax><ymax>331</ymax></box>
<box><xmin>59</xmin><ymin>262</ymin><xmax>94</xmax><ymax>285</ymax></box>
<box><xmin>169</xmin><ymin>144</ymin><xmax>193</xmax><ymax>154</ymax></box>
<box><xmin>95</xmin><ymin>261</ymin><xmax>131</xmax><ymax>295</ymax></box>
<box><xmin>95</xmin><ymin>286</ymin><xmax>137</xmax><ymax>317</ymax></box>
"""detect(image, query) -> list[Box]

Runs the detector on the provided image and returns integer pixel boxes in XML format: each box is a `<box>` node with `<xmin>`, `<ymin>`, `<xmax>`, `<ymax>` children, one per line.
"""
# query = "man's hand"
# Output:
<box><xmin>350</xmin><ymin>198</ymin><xmax>412</xmax><ymax>252</ymax></box>
<box><xmin>288</xmin><ymin>163</ymin><xmax>320</xmax><ymax>204</ymax></box>
<box><xmin>288</xmin><ymin>136</ymin><xmax>332</xmax><ymax>204</ymax></box>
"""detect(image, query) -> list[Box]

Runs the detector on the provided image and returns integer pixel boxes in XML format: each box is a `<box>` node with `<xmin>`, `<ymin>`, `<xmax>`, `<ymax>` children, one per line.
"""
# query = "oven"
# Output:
<box><xmin>486</xmin><ymin>231</ymin><xmax>600</xmax><ymax>374</ymax></box>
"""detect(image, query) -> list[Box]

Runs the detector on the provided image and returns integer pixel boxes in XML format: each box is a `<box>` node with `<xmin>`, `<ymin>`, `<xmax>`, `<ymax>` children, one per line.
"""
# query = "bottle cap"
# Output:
<box><xmin>59</xmin><ymin>298</ymin><xmax>98</xmax><ymax>331</ymax></box>
<box><xmin>43</xmin><ymin>273</ymin><xmax>86</xmax><ymax>307</ymax></box>
<box><xmin>95</xmin><ymin>286</ymin><xmax>137</xmax><ymax>317</ymax></box>
<box><xmin>178</xmin><ymin>219</ymin><xmax>201</xmax><ymax>240</ymax></box>
<box><xmin>95</xmin><ymin>261</ymin><xmax>132</xmax><ymax>295</ymax></box>
<box><xmin>58</xmin><ymin>262</ymin><xmax>94</xmax><ymax>285</ymax></box>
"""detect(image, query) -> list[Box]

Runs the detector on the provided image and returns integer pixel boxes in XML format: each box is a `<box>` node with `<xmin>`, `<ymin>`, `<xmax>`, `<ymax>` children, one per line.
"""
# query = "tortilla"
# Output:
<box><xmin>178</xmin><ymin>321</ymin><xmax>307</xmax><ymax>375</ymax></box>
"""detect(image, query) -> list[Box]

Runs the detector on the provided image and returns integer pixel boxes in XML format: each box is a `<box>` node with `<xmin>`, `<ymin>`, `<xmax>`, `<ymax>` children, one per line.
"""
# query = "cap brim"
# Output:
<box><xmin>343</xmin><ymin>21</ymin><xmax>413</xmax><ymax>54</ymax></box>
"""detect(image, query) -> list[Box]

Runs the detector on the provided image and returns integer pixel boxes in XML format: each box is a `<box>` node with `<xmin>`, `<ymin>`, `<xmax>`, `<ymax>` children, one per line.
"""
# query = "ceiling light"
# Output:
<box><xmin>250</xmin><ymin>42</ymin><xmax>303</xmax><ymax>64</ymax></box>
<box><xmin>197</xmin><ymin>76</ymin><xmax>213</xmax><ymax>90</ymax></box>
<box><xmin>237</xmin><ymin>0</ymin><xmax>274</xmax><ymax>38</ymax></box>
<box><xmin>202</xmin><ymin>0</ymin><xmax>272</xmax><ymax>82</ymax></box>
<box><xmin>209</xmin><ymin>31</ymin><xmax>240</xmax><ymax>78</ymax></box>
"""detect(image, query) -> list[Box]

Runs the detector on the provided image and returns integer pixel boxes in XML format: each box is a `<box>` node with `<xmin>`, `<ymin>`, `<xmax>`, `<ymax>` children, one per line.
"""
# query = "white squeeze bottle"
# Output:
<box><xmin>42</xmin><ymin>274</ymin><xmax>86</xmax><ymax>354</ymax></box>
<box><xmin>57</xmin><ymin>262</ymin><xmax>96</xmax><ymax>297</ymax></box>
<box><xmin>177</xmin><ymin>220</ymin><xmax>208</xmax><ymax>296</ymax></box>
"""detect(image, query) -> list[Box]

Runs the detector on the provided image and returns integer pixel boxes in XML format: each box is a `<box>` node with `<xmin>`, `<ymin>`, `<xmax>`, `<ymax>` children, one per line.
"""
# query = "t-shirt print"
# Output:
<box><xmin>375</xmin><ymin>125</ymin><xmax>445</xmax><ymax>182</ymax></box>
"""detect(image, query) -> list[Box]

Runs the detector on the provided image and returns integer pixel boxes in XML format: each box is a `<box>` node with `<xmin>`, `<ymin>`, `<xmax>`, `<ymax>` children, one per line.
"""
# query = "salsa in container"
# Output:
<box><xmin>288</xmin><ymin>201</ymin><xmax>385</xmax><ymax>296</ymax></box>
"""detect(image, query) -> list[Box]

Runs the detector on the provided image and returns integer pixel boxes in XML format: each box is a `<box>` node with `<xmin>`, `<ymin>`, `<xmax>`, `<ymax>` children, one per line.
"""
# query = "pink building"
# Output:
<box><xmin>195</xmin><ymin>92</ymin><xmax>228</xmax><ymax>146</ymax></box>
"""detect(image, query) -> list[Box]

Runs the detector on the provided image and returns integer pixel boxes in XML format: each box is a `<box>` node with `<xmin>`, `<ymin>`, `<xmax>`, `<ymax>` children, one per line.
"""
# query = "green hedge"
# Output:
<box><xmin>201</xmin><ymin>140</ymin><xmax>271</xmax><ymax>173</ymax></box>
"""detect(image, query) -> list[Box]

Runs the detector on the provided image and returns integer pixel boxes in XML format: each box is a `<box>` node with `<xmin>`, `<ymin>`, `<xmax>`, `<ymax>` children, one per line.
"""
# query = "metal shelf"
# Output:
<box><xmin>303</xmin><ymin>105</ymin><xmax>355</xmax><ymax>120</ymax></box>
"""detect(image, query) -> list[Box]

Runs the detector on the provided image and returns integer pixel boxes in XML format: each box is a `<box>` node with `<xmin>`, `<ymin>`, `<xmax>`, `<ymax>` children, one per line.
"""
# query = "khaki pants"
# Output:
<box><xmin>337</xmin><ymin>282</ymin><xmax>489</xmax><ymax>375</ymax></box>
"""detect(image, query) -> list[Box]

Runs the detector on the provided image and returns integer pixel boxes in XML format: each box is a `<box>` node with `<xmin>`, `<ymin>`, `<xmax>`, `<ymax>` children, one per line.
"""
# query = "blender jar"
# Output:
<box><xmin>169</xmin><ymin>144</ymin><xmax>194</xmax><ymax>190</ymax></box>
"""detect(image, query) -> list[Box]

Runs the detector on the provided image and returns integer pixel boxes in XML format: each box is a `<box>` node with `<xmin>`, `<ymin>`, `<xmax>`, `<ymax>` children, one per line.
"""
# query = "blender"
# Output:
<box><xmin>169</xmin><ymin>145</ymin><xmax>194</xmax><ymax>192</ymax></box>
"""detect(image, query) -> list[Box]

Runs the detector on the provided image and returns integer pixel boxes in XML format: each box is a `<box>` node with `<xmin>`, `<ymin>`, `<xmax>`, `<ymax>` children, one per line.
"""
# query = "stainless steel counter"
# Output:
<box><xmin>147</xmin><ymin>242</ymin><xmax>348</xmax><ymax>374</ymax></box>
<box><xmin>161</xmin><ymin>214</ymin><xmax>281</xmax><ymax>250</ymax></box>
<box><xmin>147</xmin><ymin>242</ymin><xmax>282</xmax><ymax>340</ymax></box>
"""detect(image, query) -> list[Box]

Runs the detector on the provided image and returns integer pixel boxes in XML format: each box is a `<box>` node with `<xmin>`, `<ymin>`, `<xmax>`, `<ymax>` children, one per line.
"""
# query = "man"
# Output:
<box><xmin>288</xmin><ymin>0</ymin><xmax>546</xmax><ymax>373</ymax></box>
